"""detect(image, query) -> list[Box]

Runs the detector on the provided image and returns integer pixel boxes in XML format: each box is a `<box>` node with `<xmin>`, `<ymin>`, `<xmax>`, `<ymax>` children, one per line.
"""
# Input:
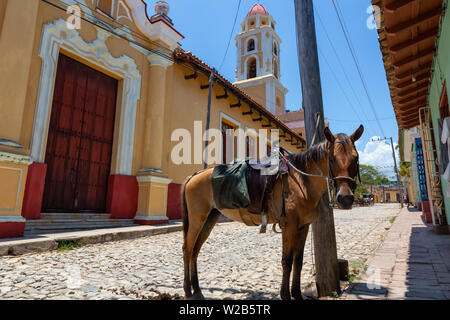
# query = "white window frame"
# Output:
<box><xmin>246</xmin><ymin>35</ymin><xmax>258</xmax><ymax>53</ymax></box>
<box><xmin>244</xmin><ymin>54</ymin><xmax>260</xmax><ymax>79</ymax></box>
<box><xmin>220</xmin><ymin>113</ymin><xmax>242</xmax><ymax>164</ymax></box>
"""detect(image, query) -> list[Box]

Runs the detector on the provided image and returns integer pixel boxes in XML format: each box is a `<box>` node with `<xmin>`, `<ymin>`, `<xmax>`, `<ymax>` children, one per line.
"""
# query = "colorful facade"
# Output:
<box><xmin>0</xmin><ymin>1</ymin><xmax>305</xmax><ymax>239</ymax></box>
<box><xmin>373</xmin><ymin>0</ymin><xmax>449</xmax><ymax>232</ymax></box>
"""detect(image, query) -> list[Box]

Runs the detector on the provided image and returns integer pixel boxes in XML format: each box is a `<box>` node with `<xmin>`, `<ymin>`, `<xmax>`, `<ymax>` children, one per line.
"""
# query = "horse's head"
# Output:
<box><xmin>324</xmin><ymin>125</ymin><xmax>364</xmax><ymax>210</ymax></box>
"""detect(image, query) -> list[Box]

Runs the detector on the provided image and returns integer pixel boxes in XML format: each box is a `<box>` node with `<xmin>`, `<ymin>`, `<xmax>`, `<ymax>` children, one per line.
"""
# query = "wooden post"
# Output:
<box><xmin>294</xmin><ymin>0</ymin><xmax>341</xmax><ymax>297</ymax></box>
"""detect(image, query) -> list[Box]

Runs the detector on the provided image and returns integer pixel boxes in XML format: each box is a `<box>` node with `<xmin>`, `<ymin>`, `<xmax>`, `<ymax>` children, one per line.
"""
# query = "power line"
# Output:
<box><xmin>327</xmin><ymin>116</ymin><xmax>395</xmax><ymax>123</ymax></box>
<box><xmin>318</xmin><ymin>48</ymin><xmax>376</xmax><ymax>136</ymax></box>
<box><xmin>219</xmin><ymin>0</ymin><xmax>242</xmax><ymax>72</ymax></box>
<box><xmin>314</xmin><ymin>7</ymin><xmax>378</xmax><ymax>135</ymax></box>
<box><xmin>330</xmin><ymin>0</ymin><xmax>386</xmax><ymax>138</ymax></box>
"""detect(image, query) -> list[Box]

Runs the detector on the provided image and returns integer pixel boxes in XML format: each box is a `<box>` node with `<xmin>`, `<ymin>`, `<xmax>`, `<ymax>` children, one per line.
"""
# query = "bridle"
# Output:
<box><xmin>279</xmin><ymin>139</ymin><xmax>361</xmax><ymax>207</ymax></box>
<box><xmin>327</xmin><ymin>140</ymin><xmax>361</xmax><ymax>195</ymax></box>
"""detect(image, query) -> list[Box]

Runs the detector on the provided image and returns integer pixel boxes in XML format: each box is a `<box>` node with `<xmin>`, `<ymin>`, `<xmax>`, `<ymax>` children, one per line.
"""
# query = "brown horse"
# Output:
<box><xmin>181</xmin><ymin>125</ymin><xmax>364</xmax><ymax>300</ymax></box>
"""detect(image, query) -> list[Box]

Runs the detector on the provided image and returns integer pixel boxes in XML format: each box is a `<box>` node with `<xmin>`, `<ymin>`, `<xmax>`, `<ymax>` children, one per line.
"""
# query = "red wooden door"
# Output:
<box><xmin>42</xmin><ymin>55</ymin><xmax>117</xmax><ymax>212</ymax></box>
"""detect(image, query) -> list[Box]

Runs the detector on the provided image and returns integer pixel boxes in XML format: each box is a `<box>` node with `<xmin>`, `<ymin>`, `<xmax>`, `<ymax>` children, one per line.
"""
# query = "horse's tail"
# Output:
<box><xmin>181</xmin><ymin>169</ymin><xmax>208</xmax><ymax>242</ymax></box>
<box><xmin>181</xmin><ymin>180</ymin><xmax>189</xmax><ymax>242</ymax></box>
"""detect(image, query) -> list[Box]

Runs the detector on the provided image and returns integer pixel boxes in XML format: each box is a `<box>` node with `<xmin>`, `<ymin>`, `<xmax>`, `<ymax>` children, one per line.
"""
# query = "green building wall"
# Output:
<box><xmin>429</xmin><ymin>0</ymin><xmax>450</xmax><ymax>223</ymax></box>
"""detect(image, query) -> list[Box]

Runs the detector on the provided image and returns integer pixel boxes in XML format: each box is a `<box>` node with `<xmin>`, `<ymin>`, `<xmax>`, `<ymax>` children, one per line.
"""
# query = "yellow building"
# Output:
<box><xmin>0</xmin><ymin>1</ymin><xmax>305</xmax><ymax>238</ymax></box>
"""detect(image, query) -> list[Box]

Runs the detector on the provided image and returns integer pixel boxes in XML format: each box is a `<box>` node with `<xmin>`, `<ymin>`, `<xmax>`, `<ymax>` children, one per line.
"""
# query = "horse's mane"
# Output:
<box><xmin>288</xmin><ymin>140</ymin><xmax>329</xmax><ymax>171</ymax></box>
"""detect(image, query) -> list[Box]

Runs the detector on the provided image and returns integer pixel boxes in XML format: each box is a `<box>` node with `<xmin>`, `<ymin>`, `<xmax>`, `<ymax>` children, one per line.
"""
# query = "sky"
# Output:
<box><xmin>144</xmin><ymin>0</ymin><xmax>400</xmax><ymax>178</ymax></box>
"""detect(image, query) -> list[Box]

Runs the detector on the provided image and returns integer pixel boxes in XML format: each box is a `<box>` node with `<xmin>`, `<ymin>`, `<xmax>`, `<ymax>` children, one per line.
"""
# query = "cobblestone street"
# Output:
<box><xmin>0</xmin><ymin>204</ymin><xmax>400</xmax><ymax>300</ymax></box>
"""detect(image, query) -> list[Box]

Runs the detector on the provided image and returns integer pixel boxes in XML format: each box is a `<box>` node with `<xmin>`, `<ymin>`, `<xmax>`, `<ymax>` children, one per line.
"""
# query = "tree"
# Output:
<box><xmin>355</xmin><ymin>164</ymin><xmax>396</xmax><ymax>196</ymax></box>
<box><xmin>398</xmin><ymin>161</ymin><xmax>411</xmax><ymax>177</ymax></box>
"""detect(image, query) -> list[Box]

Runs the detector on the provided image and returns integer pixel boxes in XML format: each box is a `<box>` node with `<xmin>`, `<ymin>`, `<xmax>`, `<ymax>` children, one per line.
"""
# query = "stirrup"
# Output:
<box><xmin>260</xmin><ymin>212</ymin><xmax>268</xmax><ymax>233</ymax></box>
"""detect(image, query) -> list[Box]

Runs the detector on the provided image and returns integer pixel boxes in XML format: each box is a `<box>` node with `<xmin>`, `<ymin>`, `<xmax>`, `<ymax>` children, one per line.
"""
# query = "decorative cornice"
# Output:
<box><xmin>123</xmin><ymin>0</ymin><xmax>183</xmax><ymax>51</ymax></box>
<box><xmin>147</xmin><ymin>52</ymin><xmax>173</xmax><ymax>68</ymax></box>
<box><xmin>0</xmin><ymin>152</ymin><xmax>32</xmax><ymax>165</ymax></box>
<box><xmin>137</xmin><ymin>175</ymin><xmax>172</xmax><ymax>184</ymax></box>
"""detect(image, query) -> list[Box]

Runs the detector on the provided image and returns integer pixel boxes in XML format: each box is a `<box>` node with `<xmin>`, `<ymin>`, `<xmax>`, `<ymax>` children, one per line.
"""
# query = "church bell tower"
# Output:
<box><xmin>233</xmin><ymin>4</ymin><xmax>288</xmax><ymax>115</ymax></box>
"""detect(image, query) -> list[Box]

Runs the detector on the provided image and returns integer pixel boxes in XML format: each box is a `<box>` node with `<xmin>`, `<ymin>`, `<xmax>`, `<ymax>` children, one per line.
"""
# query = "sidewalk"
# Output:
<box><xmin>0</xmin><ymin>222</ymin><xmax>183</xmax><ymax>256</ymax></box>
<box><xmin>343</xmin><ymin>207</ymin><xmax>450</xmax><ymax>300</ymax></box>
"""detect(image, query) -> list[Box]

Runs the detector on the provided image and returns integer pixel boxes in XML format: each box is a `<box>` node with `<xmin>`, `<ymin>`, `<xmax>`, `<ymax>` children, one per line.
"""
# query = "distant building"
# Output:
<box><xmin>277</xmin><ymin>109</ymin><xmax>306</xmax><ymax>140</ymax></box>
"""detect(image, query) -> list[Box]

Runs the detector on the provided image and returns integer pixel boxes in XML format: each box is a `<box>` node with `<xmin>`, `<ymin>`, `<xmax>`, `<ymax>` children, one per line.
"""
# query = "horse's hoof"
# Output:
<box><xmin>188</xmin><ymin>292</ymin><xmax>205</xmax><ymax>300</ymax></box>
<box><xmin>292</xmin><ymin>294</ymin><xmax>303</xmax><ymax>301</ymax></box>
<box><xmin>280</xmin><ymin>293</ymin><xmax>292</xmax><ymax>300</ymax></box>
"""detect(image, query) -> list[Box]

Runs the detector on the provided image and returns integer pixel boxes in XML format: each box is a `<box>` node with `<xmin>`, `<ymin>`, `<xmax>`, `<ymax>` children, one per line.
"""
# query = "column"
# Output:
<box><xmin>0</xmin><ymin>0</ymin><xmax>39</xmax><ymax>145</ymax></box>
<box><xmin>141</xmin><ymin>54</ymin><xmax>172</xmax><ymax>172</ymax></box>
<box><xmin>135</xmin><ymin>53</ymin><xmax>173</xmax><ymax>225</ymax></box>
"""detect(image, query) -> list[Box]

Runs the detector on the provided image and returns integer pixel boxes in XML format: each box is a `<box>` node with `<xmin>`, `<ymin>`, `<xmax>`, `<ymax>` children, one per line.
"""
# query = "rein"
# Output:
<box><xmin>279</xmin><ymin>151</ymin><xmax>334</xmax><ymax>208</ymax></box>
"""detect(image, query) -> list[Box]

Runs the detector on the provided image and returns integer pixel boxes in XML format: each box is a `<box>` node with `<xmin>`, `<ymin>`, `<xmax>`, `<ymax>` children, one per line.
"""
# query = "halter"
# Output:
<box><xmin>327</xmin><ymin>142</ymin><xmax>361</xmax><ymax>194</ymax></box>
<box><xmin>279</xmin><ymin>139</ymin><xmax>361</xmax><ymax>208</ymax></box>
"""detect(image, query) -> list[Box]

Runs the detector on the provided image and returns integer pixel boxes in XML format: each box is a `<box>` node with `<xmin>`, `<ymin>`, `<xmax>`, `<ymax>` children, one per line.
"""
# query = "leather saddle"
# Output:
<box><xmin>245</xmin><ymin>154</ymin><xmax>289</xmax><ymax>216</ymax></box>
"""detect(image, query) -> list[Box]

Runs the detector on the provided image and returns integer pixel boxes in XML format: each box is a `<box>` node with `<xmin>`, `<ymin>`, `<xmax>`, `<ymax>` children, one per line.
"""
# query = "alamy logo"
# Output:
<box><xmin>170</xmin><ymin>121</ymin><xmax>281</xmax><ymax>175</ymax></box>
<box><xmin>366</xmin><ymin>5</ymin><xmax>381</xmax><ymax>30</ymax></box>
<box><xmin>66</xmin><ymin>4</ymin><xmax>81</xmax><ymax>30</ymax></box>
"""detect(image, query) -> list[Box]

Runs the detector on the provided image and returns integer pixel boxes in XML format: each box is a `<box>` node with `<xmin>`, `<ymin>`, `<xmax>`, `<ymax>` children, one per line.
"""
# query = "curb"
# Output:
<box><xmin>0</xmin><ymin>222</ymin><xmax>184</xmax><ymax>256</ymax></box>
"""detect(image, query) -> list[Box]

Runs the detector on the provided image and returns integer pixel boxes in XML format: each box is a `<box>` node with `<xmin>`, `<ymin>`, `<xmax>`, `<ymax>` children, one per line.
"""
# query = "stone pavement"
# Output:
<box><xmin>0</xmin><ymin>222</ymin><xmax>183</xmax><ymax>256</ymax></box>
<box><xmin>343</xmin><ymin>207</ymin><xmax>450</xmax><ymax>300</ymax></box>
<box><xmin>0</xmin><ymin>204</ymin><xmax>400</xmax><ymax>300</ymax></box>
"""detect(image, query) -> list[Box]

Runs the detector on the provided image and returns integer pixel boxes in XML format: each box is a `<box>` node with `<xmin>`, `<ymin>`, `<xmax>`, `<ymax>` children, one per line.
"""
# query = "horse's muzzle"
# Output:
<box><xmin>337</xmin><ymin>194</ymin><xmax>354</xmax><ymax>210</ymax></box>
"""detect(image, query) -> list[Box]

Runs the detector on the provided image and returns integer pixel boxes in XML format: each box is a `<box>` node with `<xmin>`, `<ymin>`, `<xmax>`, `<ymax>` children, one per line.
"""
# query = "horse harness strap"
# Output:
<box><xmin>258</xmin><ymin>157</ymin><xmax>289</xmax><ymax>234</ymax></box>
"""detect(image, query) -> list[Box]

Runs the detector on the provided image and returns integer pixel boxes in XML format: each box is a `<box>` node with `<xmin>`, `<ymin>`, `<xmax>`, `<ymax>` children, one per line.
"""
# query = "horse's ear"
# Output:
<box><xmin>324</xmin><ymin>127</ymin><xmax>335</xmax><ymax>144</ymax></box>
<box><xmin>350</xmin><ymin>125</ymin><xmax>364</xmax><ymax>142</ymax></box>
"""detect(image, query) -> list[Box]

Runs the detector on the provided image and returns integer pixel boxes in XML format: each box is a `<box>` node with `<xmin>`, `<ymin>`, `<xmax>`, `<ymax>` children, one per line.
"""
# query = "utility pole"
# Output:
<box><xmin>371</xmin><ymin>137</ymin><xmax>404</xmax><ymax>208</ymax></box>
<box><xmin>294</xmin><ymin>0</ymin><xmax>340</xmax><ymax>297</ymax></box>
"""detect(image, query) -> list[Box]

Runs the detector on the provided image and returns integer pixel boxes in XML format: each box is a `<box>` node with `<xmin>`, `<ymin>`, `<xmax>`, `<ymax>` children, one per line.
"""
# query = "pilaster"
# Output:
<box><xmin>135</xmin><ymin>175</ymin><xmax>172</xmax><ymax>225</ymax></box>
<box><xmin>0</xmin><ymin>0</ymin><xmax>39</xmax><ymax>146</ymax></box>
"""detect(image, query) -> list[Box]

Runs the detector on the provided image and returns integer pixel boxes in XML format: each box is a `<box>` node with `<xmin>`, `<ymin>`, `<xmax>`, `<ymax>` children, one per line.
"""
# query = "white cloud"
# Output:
<box><xmin>357</xmin><ymin>136</ymin><xmax>400</xmax><ymax>179</ymax></box>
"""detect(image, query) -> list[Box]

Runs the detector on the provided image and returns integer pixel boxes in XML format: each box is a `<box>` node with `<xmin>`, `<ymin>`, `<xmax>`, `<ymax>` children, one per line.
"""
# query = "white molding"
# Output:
<box><xmin>220</xmin><ymin>112</ymin><xmax>243</xmax><ymax>163</ymax></box>
<box><xmin>134</xmin><ymin>215</ymin><xmax>169</xmax><ymax>221</ymax></box>
<box><xmin>32</xmin><ymin>19</ymin><xmax>141</xmax><ymax>175</ymax></box>
<box><xmin>243</xmin><ymin>54</ymin><xmax>260</xmax><ymax>80</ymax></box>
<box><xmin>245</xmin><ymin>35</ymin><xmax>258</xmax><ymax>54</ymax></box>
<box><xmin>122</xmin><ymin>0</ymin><xmax>183</xmax><ymax>51</ymax></box>
<box><xmin>137</xmin><ymin>175</ymin><xmax>172</xmax><ymax>184</ymax></box>
<box><xmin>266</xmin><ymin>80</ymin><xmax>276</xmax><ymax>114</ymax></box>
<box><xmin>0</xmin><ymin>216</ymin><xmax>26</xmax><ymax>223</ymax></box>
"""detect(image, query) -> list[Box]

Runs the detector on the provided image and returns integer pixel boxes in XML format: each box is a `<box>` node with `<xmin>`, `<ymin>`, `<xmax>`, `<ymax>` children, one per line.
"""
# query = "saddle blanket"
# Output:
<box><xmin>211</xmin><ymin>161</ymin><xmax>250</xmax><ymax>210</ymax></box>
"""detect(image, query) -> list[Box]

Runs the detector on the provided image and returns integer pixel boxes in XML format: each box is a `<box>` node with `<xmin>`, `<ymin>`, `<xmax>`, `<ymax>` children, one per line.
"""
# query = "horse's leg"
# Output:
<box><xmin>291</xmin><ymin>224</ymin><xmax>310</xmax><ymax>300</ymax></box>
<box><xmin>190</xmin><ymin>209</ymin><xmax>222</xmax><ymax>300</ymax></box>
<box><xmin>183</xmin><ymin>222</ymin><xmax>202</xmax><ymax>299</ymax></box>
<box><xmin>183</xmin><ymin>205</ymin><xmax>211</xmax><ymax>299</ymax></box>
<box><xmin>280</xmin><ymin>223</ymin><xmax>296</xmax><ymax>300</ymax></box>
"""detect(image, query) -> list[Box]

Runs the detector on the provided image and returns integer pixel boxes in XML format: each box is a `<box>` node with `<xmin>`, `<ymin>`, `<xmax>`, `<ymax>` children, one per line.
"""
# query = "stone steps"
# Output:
<box><xmin>24</xmin><ymin>213</ymin><xmax>136</xmax><ymax>235</ymax></box>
